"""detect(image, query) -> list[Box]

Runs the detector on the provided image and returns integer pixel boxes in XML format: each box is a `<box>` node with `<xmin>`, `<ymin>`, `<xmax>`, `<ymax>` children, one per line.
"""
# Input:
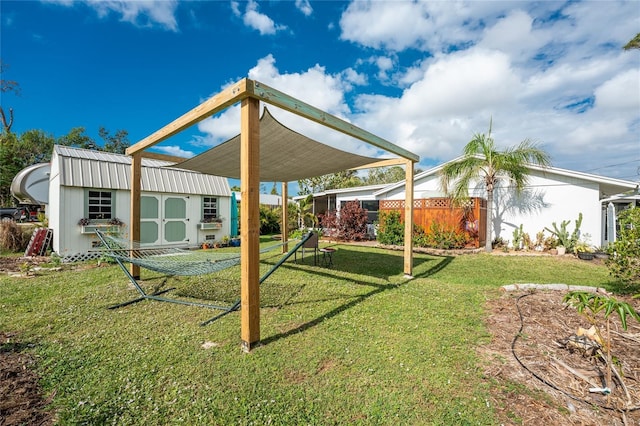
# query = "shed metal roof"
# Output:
<box><xmin>53</xmin><ymin>145</ymin><xmax>230</xmax><ymax>196</ymax></box>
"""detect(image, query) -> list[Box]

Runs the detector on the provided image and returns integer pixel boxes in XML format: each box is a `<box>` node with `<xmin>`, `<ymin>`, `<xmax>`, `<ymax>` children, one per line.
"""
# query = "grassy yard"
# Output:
<box><xmin>0</xmin><ymin>239</ymin><xmax>616</xmax><ymax>425</ymax></box>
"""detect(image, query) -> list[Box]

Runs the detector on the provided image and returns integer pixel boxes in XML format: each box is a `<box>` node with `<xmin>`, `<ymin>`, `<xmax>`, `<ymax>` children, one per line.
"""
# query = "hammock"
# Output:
<box><xmin>96</xmin><ymin>232</ymin><xmax>283</xmax><ymax>276</ymax></box>
<box><xmin>95</xmin><ymin>230</ymin><xmax>314</xmax><ymax>325</ymax></box>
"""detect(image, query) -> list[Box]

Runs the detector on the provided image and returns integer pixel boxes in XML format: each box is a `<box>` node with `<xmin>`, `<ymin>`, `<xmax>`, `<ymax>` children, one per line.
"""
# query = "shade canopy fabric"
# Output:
<box><xmin>174</xmin><ymin>107</ymin><xmax>390</xmax><ymax>182</ymax></box>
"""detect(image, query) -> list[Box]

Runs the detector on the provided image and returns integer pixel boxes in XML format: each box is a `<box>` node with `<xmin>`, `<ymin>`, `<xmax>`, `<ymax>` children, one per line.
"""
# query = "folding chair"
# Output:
<box><xmin>294</xmin><ymin>231</ymin><xmax>318</xmax><ymax>265</ymax></box>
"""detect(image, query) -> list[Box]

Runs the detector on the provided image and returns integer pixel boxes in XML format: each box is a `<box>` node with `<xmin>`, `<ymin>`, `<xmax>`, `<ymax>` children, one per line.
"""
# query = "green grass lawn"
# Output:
<box><xmin>0</xmin><ymin>240</ymin><xmax>617</xmax><ymax>425</ymax></box>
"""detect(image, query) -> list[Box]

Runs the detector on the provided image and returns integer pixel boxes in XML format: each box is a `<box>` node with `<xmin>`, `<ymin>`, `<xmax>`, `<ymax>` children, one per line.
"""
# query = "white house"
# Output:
<box><xmin>302</xmin><ymin>161</ymin><xmax>638</xmax><ymax>248</ymax></box>
<box><xmin>233</xmin><ymin>191</ymin><xmax>285</xmax><ymax>209</ymax></box>
<box><xmin>47</xmin><ymin>145</ymin><xmax>232</xmax><ymax>261</ymax></box>
<box><xmin>378</xmin><ymin>162</ymin><xmax>638</xmax><ymax>248</ymax></box>
<box><xmin>295</xmin><ymin>184</ymin><xmax>388</xmax><ymax>224</ymax></box>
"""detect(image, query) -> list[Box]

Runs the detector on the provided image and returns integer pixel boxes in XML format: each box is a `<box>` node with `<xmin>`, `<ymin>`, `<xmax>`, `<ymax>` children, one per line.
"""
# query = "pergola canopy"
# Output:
<box><xmin>175</xmin><ymin>107</ymin><xmax>387</xmax><ymax>182</ymax></box>
<box><xmin>125</xmin><ymin>78</ymin><xmax>419</xmax><ymax>351</ymax></box>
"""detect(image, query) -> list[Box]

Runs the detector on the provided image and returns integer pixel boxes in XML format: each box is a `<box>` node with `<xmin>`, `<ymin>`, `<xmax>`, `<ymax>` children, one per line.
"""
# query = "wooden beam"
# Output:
<box><xmin>129</xmin><ymin>153</ymin><xmax>142</xmax><ymax>279</ymax></box>
<box><xmin>350</xmin><ymin>158</ymin><xmax>408</xmax><ymax>170</ymax></box>
<box><xmin>403</xmin><ymin>160</ymin><xmax>414</xmax><ymax>277</ymax></box>
<box><xmin>139</xmin><ymin>151</ymin><xmax>187</xmax><ymax>163</ymax></box>
<box><xmin>126</xmin><ymin>79</ymin><xmax>249</xmax><ymax>156</ymax></box>
<box><xmin>281</xmin><ymin>182</ymin><xmax>288</xmax><ymax>253</ymax></box>
<box><xmin>246</xmin><ymin>80</ymin><xmax>420</xmax><ymax>163</ymax></box>
<box><xmin>240</xmin><ymin>97</ymin><xmax>261</xmax><ymax>352</ymax></box>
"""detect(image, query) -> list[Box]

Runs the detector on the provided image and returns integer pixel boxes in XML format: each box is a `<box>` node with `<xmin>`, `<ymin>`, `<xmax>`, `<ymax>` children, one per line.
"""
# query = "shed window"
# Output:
<box><xmin>203</xmin><ymin>197</ymin><xmax>218</xmax><ymax>221</ymax></box>
<box><xmin>87</xmin><ymin>190</ymin><xmax>113</xmax><ymax>220</ymax></box>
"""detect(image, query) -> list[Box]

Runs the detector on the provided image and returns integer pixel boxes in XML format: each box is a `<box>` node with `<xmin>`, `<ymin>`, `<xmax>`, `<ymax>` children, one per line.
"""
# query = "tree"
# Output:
<box><xmin>0</xmin><ymin>130</ymin><xmax>56</xmax><ymax>205</ymax></box>
<box><xmin>439</xmin><ymin>120</ymin><xmax>551</xmax><ymax>252</ymax></box>
<box><xmin>295</xmin><ymin>194</ymin><xmax>317</xmax><ymax>229</ymax></box>
<box><xmin>297</xmin><ymin>170</ymin><xmax>362</xmax><ymax>195</ymax></box>
<box><xmin>98</xmin><ymin>127</ymin><xmax>130</xmax><ymax>154</ymax></box>
<box><xmin>624</xmin><ymin>33</ymin><xmax>640</xmax><ymax>50</ymax></box>
<box><xmin>363</xmin><ymin>166</ymin><xmax>406</xmax><ymax>185</ymax></box>
<box><xmin>0</xmin><ymin>61</ymin><xmax>20</xmax><ymax>135</ymax></box>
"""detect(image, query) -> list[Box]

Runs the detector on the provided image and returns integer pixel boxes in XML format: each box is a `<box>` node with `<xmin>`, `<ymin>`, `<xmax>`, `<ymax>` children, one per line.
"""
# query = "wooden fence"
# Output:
<box><xmin>379</xmin><ymin>197</ymin><xmax>487</xmax><ymax>248</ymax></box>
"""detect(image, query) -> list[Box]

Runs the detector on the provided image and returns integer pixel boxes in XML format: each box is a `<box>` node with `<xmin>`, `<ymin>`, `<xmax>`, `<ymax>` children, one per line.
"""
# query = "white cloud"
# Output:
<box><xmin>51</xmin><ymin>0</ymin><xmax>180</xmax><ymax>31</ymax></box>
<box><xmin>594</xmin><ymin>69</ymin><xmax>640</xmax><ymax>112</ymax></box>
<box><xmin>195</xmin><ymin>55</ymin><xmax>374</xmax><ymax>155</ymax></box>
<box><xmin>154</xmin><ymin>145</ymin><xmax>195</xmax><ymax>158</ymax></box>
<box><xmin>477</xmin><ymin>10</ymin><xmax>552</xmax><ymax>64</ymax></box>
<box><xmin>234</xmin><ymin>0</ymin><xmax>287</xmax><ymax>35</ymax></box>
<box><xmin>295</xmin><ymin>0</ymin><xmax>313</xmax><ymax>17</ymax></box>
<box><xmin>199</xmin><ymin>1</ymin><xmax>639</xmax><ymax>181</ymax></box>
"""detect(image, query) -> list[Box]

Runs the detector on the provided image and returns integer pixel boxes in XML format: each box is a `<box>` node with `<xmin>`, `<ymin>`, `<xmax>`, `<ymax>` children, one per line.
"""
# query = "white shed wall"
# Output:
<box><xmin>53</xmin><ymin>187</ymin><xmax>231</xmax><ymax>258</ymax></box>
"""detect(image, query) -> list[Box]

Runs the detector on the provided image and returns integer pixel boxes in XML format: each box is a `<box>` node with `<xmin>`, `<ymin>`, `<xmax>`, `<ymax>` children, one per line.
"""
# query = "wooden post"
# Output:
<box><xmin>281</xmin><ymin>182</ymin><xmax>288</xmax><ymax>253</ymax></box>
<box><xmin>240</xmin><ymin>97</ymin><xmax>261</xmax><ymax>352</ymax></box>
<box><xmin>403</xmin><ymin>160</ymin><xmax>414</xmax><ymax>277</ymax></box>
<box><xmin>129</xmin><ymin>153</ymin><xmax>142</xmax><ymax>279</ymax></box>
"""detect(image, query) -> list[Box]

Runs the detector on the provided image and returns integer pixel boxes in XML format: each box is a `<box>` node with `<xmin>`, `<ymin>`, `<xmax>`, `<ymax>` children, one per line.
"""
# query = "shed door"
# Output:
<box><xmin>162</xmin><ymin>196</ymin><xmax>188</xmax><ymax>244</ymax></box>
<box><xmin>140</xmin><ymin>194</ymin><xmax>189</xmax><ymax>245</ymax></box>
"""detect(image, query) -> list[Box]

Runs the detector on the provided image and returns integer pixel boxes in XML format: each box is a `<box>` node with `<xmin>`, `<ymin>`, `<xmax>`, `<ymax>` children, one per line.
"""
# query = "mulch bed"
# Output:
<box><xmin>0</xmin><ymin>332</ymin><xmax>54</xmax><ymax>426</ymax></box>
<box><xmin>481</xmin><ymin>289</ymin><xmax>640</xmax><ymax>425</ymax></box>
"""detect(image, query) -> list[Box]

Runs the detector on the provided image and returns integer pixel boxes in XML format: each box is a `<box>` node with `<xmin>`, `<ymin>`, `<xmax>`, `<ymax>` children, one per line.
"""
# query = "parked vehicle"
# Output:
<box><xmin>0</xmin><ymin>205</ymin><xmax>40</xmax><ymax>222</ymax></box>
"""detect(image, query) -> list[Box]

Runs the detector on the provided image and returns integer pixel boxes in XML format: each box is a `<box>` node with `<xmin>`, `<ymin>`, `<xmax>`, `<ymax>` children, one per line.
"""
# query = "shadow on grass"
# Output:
<box><xmin>259</xmin><ymin>248</ymin><xmax>453</xmax><ymax>347</ymax></box>
<box><xmin>108</xmin><ymin>244</ymin><xmax>454</xmax><ymax>338</ymax></box>
<box><xmin>604</xmin><ymin>280</ymin><xmax>640</xmax><ymax>296</ymax></box>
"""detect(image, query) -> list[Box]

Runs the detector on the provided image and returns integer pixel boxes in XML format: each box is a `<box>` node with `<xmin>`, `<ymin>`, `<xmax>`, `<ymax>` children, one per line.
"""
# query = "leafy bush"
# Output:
<box><xmin>0</xmin><ymin>221</ymin><xmax>32</xmax><ymax>252</ymax></box>
<box><xmin>259</xmin><ymin>205</ymin><xmax>280</xmax><ymax>235</ymax></box>
<box><xmin>490</xmin><ymin>237</ymin><xmax>506</xmax><ymax>250</ymax></box>
<box><xmin>321</xmin><ymin>201</ymin><xmax>369</xmax><ymax>241</ymax></box>
<box><xmin>606</xmin><ymin>207</ymin><xmax>640</xmax><ymax>288</ymax></box>
<box><xmin>376</xmin><ymin>210</ymin><xmax>404</xmax><ymax>245</ymax></box>
<box><xmin>422</xmin><ymin>221</ymin><xmax>469</xmax><ymax>249</ymax></box>
<box><xmin>377</xmin><ymin>211</ymin><xmax>470</xmax><ymax>249</ymax></box>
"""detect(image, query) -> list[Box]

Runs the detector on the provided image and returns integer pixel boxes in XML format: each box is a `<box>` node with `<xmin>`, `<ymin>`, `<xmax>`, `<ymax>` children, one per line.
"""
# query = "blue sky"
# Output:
<box><xmin>2</xmin><ymin>0</ymin><xmax>639</xmax><ymax>194</ymax></box>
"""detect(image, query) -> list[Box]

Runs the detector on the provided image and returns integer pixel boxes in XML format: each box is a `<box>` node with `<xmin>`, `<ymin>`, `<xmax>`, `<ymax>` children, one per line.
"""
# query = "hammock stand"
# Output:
<box><xmin>95</xmin><ymin>230</ymin><xmax>314</xmax><ymax>325</ymax></box>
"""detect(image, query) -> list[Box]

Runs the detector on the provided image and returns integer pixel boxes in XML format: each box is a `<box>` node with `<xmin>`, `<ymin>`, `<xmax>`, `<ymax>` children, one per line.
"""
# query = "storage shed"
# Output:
<box><xmin>48</xmin><ymin>145</ymin><xmax>231</xmax><ymax>261</ymax></box>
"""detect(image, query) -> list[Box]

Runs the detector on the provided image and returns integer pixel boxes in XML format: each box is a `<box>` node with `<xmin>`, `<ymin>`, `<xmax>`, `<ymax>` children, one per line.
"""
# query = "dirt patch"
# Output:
<box><xmin>481</xmin><ymin>289</ymin><xmax>640</xmax><ymax>425</ymax></box>
<box><xmin>0</xmin><ymin>256</ymin><xmax>51</xmax><ymax>275</ymax></box>
<box><xmin>0</xmin><ymin>332</ymin><xmax>55</xmax><ymax>426</ymax></box>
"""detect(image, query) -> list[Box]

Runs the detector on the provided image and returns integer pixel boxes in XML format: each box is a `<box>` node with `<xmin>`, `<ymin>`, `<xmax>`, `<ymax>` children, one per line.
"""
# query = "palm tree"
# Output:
<box><xmin>439</xmin><ymin>121</ymin><xmax>551</xmax><ymax>252</ymax></box>
<box><xmin>295</xmin><ymin>194</ymin><xmax>318</xmax><ymax>229</ymax></box>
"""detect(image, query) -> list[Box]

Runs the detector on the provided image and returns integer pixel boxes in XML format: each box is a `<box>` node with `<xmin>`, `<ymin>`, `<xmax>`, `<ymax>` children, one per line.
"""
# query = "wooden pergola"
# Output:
<box><xmin>126</xmin><ymin>78</ymin><xmax>419</xmax><ymax>352</ymax></box>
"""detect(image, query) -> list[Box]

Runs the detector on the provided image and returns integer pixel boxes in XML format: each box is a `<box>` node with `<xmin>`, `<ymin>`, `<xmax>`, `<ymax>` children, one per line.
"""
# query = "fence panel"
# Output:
<box><xmin>379</xmin><ymin>197</ymin><xmax>486</xmax><ymax>248</ymax></box>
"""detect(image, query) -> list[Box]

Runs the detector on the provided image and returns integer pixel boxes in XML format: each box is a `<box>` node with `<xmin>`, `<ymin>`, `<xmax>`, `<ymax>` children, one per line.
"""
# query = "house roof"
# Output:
<box><xmin>373</xmin><ymin>155</ymin><xmax>639</xmax><ymax>199</ymax></box>
<box><xmin>233</xmin><ymin>191</ymin><xmax>284</xmax><ymax>206</ymax></box>
<box><xmin>53</xmin><ymin>145</ymin><xmax>231</xmax><ymax>196</ymax></box>
<box><xmin>292</xmin><ymin>184</ymin><xmax>389</xmax><ymax>201</ymax></box>
<box><xmin>173</xmin><ymin>107</ymin><xmax>395</xmax><ymax>182</ymax></box>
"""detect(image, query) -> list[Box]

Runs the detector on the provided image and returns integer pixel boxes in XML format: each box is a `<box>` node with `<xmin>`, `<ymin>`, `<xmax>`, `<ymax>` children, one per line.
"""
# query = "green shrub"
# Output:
<box><xmin>259</xmin><ymin>205</ymin><xmax>280</xmax><ymax>234</ymax></box>
<box><xmin>423</xmin><ymin>221</ymin><xmax>469</xmax><ymax>249</ymax></box>
<box><xmin>376</xmin><ymin>210</ymin><xmax>404</xmax><ymax>245</ymax></box>
<box><xmin>606</xmin><ymin>207</ymin><xmax>640</xmax><ymax>289</ymax></box>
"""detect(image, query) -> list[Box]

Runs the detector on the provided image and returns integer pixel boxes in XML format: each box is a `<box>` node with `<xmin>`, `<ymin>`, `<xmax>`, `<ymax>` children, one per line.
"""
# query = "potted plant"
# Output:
<box><xmin>108</xmin><ymin>217</ymin><xmax>124</xmax><ymax>226</ymax></box>
<box><xmin>574</xmin><ymin>234</ymin><xmax>595</xmax><ymax>260</ymax></box>
<box><xmin>200</xmin><ymin>217</ymin><xmax>224</xmax><ymax>230</ymax></box>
